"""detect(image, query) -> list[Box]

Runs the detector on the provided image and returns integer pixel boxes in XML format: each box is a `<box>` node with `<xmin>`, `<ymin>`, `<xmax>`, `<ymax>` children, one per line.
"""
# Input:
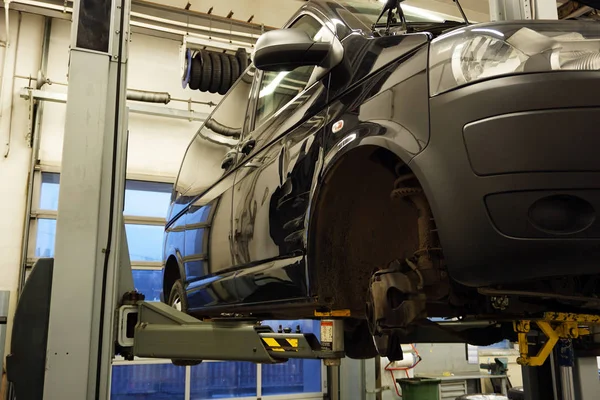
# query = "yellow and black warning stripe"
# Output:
<box><xmin>261</xmin><ymin>337</ymin><xmax>300</xmax><ymax>352</ymax></box>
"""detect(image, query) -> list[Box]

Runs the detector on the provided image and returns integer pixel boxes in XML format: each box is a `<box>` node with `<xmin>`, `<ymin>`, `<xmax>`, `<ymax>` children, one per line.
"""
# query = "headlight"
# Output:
<box><xmin>429</xmin><ymin>21</ymin><xmax>600</xmax><ymax>96</ymax></box>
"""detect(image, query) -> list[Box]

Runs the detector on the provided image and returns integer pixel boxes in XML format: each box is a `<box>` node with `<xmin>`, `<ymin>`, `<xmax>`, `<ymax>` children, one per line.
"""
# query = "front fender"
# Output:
<box><xmin>322</xmin><ymin>121</ymin><xmax>419</xmax><ymax>177</ymax></box>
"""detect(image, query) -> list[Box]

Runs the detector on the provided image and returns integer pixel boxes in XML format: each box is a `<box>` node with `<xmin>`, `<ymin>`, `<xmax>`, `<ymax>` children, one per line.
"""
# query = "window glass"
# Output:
<box><xmin>40</xmin><ymin>173</ymin><xmax>60</xmax><ymax>210</ymax></box>
<box><xmin>124</xmin><ymin>181</ymin><xmax>172</xmax><ymax>218</ymax></box>
<box><xmin>35</xmin><ymin>218</ymin><xmax>57</xmax><ymax>257</ymax></box>
<box><xmin>35</xmin><ymin>223</ymin><xmax>166</xmax><ymax>262</ymax></box>
<box><xmin>132</xmin><ymin>270</ymin><xmax>162</xmax><ymax>301</ymax></box>
<box><xmin>190</xmin><ymin>362</ymin><xmax>257</xmax><ymax>399</ymax></box>
<box><xmin>111</xmin><ymin>363</ymin><xmax>185</xmax><ymax>399</ymax></box>
<box><xmin>255</xmin><ymin>67</ymin><xmax>315</xmax><ymax>128</ymax></box>
<box><xmin>254</xmin><ymin>15</ymin><xmax>323</xmax><ymax>128</ymax></box>
<box><xmin>125</xmin><ymin>224</ymin><xmax>164</xmax><ymax>262</ymax></box>
<box><xmin>261</xmin><ymin>320</ymin><xmax>322</xmax><ymax>395</ymax></box>
<box><xmin>173</xmin><ymin>70</ymin><xmax>254</xmax><ymax>209</ymax></box>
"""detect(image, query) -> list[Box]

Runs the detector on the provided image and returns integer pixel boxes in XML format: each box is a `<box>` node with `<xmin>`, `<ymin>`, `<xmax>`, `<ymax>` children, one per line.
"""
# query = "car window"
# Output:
<box><xmin>253</xmin><ymin>15</ymin><xmax>324</xmax><ymax>129</ymax></box>
<box><xmin>170</xmin><ymin>68</ymin><xmax>254</xmax><ymax>219</ymax></box>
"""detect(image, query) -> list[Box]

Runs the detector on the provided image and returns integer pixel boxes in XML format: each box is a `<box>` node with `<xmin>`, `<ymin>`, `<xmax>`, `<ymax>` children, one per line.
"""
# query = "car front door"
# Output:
<box><xmin>181</xmin><ymin>68</ymin><xmax>254</xmax><ymax>309</ymax></box>
<box><xmin>230</xmin><ymin>14</ymin><xmax>334</xmax><ymax>304</ymax></box>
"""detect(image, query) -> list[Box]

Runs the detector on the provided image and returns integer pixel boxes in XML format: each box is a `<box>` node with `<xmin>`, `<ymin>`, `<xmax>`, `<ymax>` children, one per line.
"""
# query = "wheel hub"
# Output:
<box><xmin>172</xmin><ymin>295</ymin><xmax>182</xmax><ymax>312</ymax></box>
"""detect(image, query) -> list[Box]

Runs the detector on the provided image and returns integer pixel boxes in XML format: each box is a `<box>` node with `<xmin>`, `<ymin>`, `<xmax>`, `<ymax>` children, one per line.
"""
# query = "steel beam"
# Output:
<box><xmin>20</xmin><ymin>88</ymin><xmax>209</xmax><ymax>122</ymax></box>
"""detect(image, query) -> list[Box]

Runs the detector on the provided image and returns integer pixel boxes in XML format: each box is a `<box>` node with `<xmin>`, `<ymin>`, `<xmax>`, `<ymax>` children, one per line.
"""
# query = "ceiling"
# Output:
<box><xmin>130</xmin><ymin>0</ymin><xmax>598</xmax><ymax>30</ymax></box>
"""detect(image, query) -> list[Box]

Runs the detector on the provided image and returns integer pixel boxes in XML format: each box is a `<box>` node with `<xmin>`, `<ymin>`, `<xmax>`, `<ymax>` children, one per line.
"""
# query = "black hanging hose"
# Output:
<box><xmin>188</xmin><ymin>54</ymin><xmax>202</xmax><ymax>90</ymax></box>
<box><xmin>199</xmin><ymin>50</ymin><xmax>212</xmax><ymax>92</ymax></box>
<box><xmin>218</xmin><ymin>52</ymin><xmax>232</xmax><ymax>95</ymax></box>
<box><xmin>208</xmin><ymin>51</ymin><xmax>222</xmax><ymax>94</ymax></box>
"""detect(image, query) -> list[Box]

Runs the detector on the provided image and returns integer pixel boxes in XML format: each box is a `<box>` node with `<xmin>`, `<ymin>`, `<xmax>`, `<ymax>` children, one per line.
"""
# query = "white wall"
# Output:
<box><xmin>155</xmin><ymin>0</ymin><xmax>305</xmax><ymax>28</ymax></box>
<box><xmin>38</xmin><ymin>18</ymin><xmax>221</xmax><ymax>176</ymax></box>
<box><xmin>0</xmin><ymin>10</ymin><xmax>45</xmax><ymax>367</ymax></box>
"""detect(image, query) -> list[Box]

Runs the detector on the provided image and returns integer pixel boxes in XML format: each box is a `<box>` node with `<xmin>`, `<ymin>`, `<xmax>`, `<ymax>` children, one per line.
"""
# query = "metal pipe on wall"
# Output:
<box><xmin>17</xmin><ymin>17</ymin><xmax>51</xmax><ymax>296</ymax></box>
<box><xmin>126</xmin><ymin>88</ymin><xmax>170</xmax><ymax>104</ymax></box>
<box><xmin>3</xmin><ymin>0</ymin><xmax>9</xmax><ymax>46</ymax></box>
<box><xmin>3</xmin><ymin>10</ymin><xmax>21</xmax><ymax>157</ymax></box>
<box><xmin>0</xmin><ymin>0</ymin><xmax>11</xmax><ymax>118</ymax></box>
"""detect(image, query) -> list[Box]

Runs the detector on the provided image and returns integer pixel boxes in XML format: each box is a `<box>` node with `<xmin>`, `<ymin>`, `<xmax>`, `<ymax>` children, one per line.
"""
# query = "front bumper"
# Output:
<box><xmin>410</xmin><ymin>72</ymin><xmax>600</xmax><ymax>287</ymax></box>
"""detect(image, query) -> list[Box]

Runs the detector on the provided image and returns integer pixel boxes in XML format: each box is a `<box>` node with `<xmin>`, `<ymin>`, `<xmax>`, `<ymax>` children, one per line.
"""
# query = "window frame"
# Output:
<box><xmin>26</xmin><ymin>169</ymin><xmax>174</xmax><ymax>271</ymax></box>
<box><xmin>246</xmin><ymin>11</ymin><xmax>331</xmax><ymax>136</ymax></box>
<box><xmin>171</xmin><ymin>68</ymin><xmax>255</xmax><ymax>226</ymax></box>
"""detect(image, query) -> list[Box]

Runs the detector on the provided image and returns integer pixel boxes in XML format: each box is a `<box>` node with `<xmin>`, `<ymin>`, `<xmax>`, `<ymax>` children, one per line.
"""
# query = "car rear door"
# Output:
<box><xmin>230</xmin><ymin>14</ymin><xmax>334</xmax><ymax>304</ymax></box>
<box><xmin>180</xmin><ymin>68</ymin><xmax>254</xmax><ymax>309</ymax></box>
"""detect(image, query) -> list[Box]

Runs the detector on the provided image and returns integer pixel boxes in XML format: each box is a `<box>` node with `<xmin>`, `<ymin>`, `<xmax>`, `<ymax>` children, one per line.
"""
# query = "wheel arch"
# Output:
<box><xmin>163</xmin><ymin>253</ymin><xmax>185</xmax><ymax>303</ymax></box>
<box><xmin>306</xmin><ymin>139</ymin><xmax>432</xmax><ymax>316</ymax></box>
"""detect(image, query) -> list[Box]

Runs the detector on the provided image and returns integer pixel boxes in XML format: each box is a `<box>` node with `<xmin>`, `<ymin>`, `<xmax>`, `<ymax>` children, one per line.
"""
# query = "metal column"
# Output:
<box><xmin>573</xmin><ymin>355</ymin><xmax>600</xmax><ymax>400</ymax></box>
<box><xmin>328</xmin><ymin>365</ymin><xmax>341</xmax><ymax>400</ymax></box>
<box><xmin>42</xmin><ymin>0</ymin><xmax>132</xmax><ymax>397</ymax></box>
<box><xmin>557</xmin><ymin>340</ymin><xmax>576</xmax><ymax>400</ymax></box>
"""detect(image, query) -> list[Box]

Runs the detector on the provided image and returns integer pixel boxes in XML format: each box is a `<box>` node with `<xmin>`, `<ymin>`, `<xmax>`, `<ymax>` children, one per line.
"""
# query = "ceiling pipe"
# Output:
<box><xmin>0</xmin><ymin>0</ymin><xmax>11</xmax><ymax>118</ymax></box>
<box><xmin>4</xmin><ymin>0</ymin><xmax>9</xmax><ymax>46</ymax></box>
<box><xmin>3</xmin><ymin>10</ymin><xmax>21</xmax><ymax>158</ymax></box>
<box><xmin>2</xmin><ymin>0</ymin><xmax>268</xmax><ymax>45</ymax></box>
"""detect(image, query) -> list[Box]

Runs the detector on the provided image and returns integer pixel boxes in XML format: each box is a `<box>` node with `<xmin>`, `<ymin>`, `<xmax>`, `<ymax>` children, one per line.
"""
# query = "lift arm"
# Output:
<box><xmin>513</xmin><ymin>312</ymin><xmax>599</xmax><ymax>366</ymax></box>
<box><xmin>117</xmin><ymin>299</ymin><xmax>345</xmax><ymax>364</ymax></box>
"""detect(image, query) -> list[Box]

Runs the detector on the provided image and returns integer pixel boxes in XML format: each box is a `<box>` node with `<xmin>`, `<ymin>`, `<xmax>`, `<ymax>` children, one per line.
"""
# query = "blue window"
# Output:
<box><xmin>35</xmin><ymin>218</ymin><xmax>57</xmax><ymax>257</ymax></box>
<box><xmin>190</xmin><ymin>362</ymin><xmax>257</xmax><ymax>399</ymax></box>
<box><xmin>125</xmin><ymin>224</ymin><xmax>164</xmax><ymax>262</ymax></box>
<box><xmin>261</xmin><ymin>320</ymin><xmax>322</xmax><ymax>395</ymax></box>
<box><xmin>132</xmin><ymin>270</ymin><xmax>162</xmax><ymax>302</ymax></box>
<box><xmin>124</xmin><ymin>180</ymin><xmax>172</xmax><ymax>218</ymax></box>
<box><xmin>33</xmin><ymin>221</ymin><xmax>164</xmax><ymax>262</ymax></box>
<box><xmin>111</xmin><ymin>363</ymin><xmax>185</xmax><ymax>399</ymax></box>
<box><xmin>40</xmin><ymin>173</ymin><xmax>60</xmax><ymax>210</ymax></box>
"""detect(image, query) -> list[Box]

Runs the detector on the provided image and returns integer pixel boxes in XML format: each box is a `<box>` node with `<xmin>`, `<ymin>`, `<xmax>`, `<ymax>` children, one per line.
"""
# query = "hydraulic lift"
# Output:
<box><xmin>4</xmin><ymin>0</ymin><xmax>600</xmax><ymax>399</ymax></box>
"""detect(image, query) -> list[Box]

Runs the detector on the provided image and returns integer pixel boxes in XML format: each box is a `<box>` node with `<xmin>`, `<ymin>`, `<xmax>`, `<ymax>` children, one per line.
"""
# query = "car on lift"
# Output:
<box><xmin>162</xmin><ymin>0</ymin><xmax>600</xmax><ymax>360</ymax></box>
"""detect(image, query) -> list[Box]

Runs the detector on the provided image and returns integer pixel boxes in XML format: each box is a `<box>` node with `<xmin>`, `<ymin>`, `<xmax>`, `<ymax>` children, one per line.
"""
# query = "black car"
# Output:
<box><xmin>163</xmin><ymin>0</ymin><xmax>600</xmax><ymax>359</ymax></box>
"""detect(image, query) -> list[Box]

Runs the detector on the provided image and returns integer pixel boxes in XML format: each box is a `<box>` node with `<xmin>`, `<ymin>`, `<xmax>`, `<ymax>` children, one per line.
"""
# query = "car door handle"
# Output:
<box><xmin>240</xmin><ymin>139</ymin><xmax>256</xmax><ymax>156</ymax></box>
<box><xmin>221</xmin><ymin>151</ymin><xmax>236</xmax><ymax>170</ymax></box>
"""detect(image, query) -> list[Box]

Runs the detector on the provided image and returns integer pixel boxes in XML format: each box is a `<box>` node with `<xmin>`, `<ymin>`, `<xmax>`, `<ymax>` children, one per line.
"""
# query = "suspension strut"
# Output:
<box><xmin>390</xmin><ymin>170</ymin><xmax>444</xmax><ymax>293</ymax></box>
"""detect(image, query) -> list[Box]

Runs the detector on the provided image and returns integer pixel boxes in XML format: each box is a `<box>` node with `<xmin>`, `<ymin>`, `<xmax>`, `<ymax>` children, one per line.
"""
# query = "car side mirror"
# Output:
<box><xmin>253</xmin><ymin>28</ymin><xmax>334</xmax><ymax>72</ymax></box>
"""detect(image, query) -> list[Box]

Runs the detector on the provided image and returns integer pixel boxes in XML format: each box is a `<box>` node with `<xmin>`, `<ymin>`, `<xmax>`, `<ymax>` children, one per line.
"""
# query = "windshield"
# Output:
<box><xmin>338</xmin><ymin>1</ymin><xmax>462</xmax><ymax>25</ymax></box>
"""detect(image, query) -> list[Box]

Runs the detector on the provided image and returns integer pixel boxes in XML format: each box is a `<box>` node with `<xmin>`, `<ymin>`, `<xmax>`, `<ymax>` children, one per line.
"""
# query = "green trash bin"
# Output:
<box><xmin>397</xmin><ymin>378</ymin><xmax>441</xmax><ymax>400</ymax></box>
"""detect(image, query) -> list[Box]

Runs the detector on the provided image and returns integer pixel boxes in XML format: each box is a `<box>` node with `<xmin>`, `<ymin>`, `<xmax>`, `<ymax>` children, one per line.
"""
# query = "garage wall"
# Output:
<box><xmin>0</xmin><ymin>10</ymin><xmax>45</xmax><ymax>365</ymax></box>
<box><xmin>154</xmin><ymin>0</ymin><xmax>305</xmax><ymax>28</ymax></box>
<box><xmin>38</xmin><ymin>18</ymin><xmax>222</xmax><ymax>177</ymax></box>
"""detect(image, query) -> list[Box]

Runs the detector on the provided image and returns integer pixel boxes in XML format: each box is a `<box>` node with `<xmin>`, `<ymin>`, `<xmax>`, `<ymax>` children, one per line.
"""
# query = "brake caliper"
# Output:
<box><xmin>366</xmin><ymin>260</ymin><xmax>427</xmax><ymax>334</ymax></box>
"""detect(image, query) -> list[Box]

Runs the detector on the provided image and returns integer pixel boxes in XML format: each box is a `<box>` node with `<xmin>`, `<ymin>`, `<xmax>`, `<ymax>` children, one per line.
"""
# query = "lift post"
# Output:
<box><xmin>39</xmin><ymin>0</ymin><xmax>132</xmax><ymax>396</ymax></box>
